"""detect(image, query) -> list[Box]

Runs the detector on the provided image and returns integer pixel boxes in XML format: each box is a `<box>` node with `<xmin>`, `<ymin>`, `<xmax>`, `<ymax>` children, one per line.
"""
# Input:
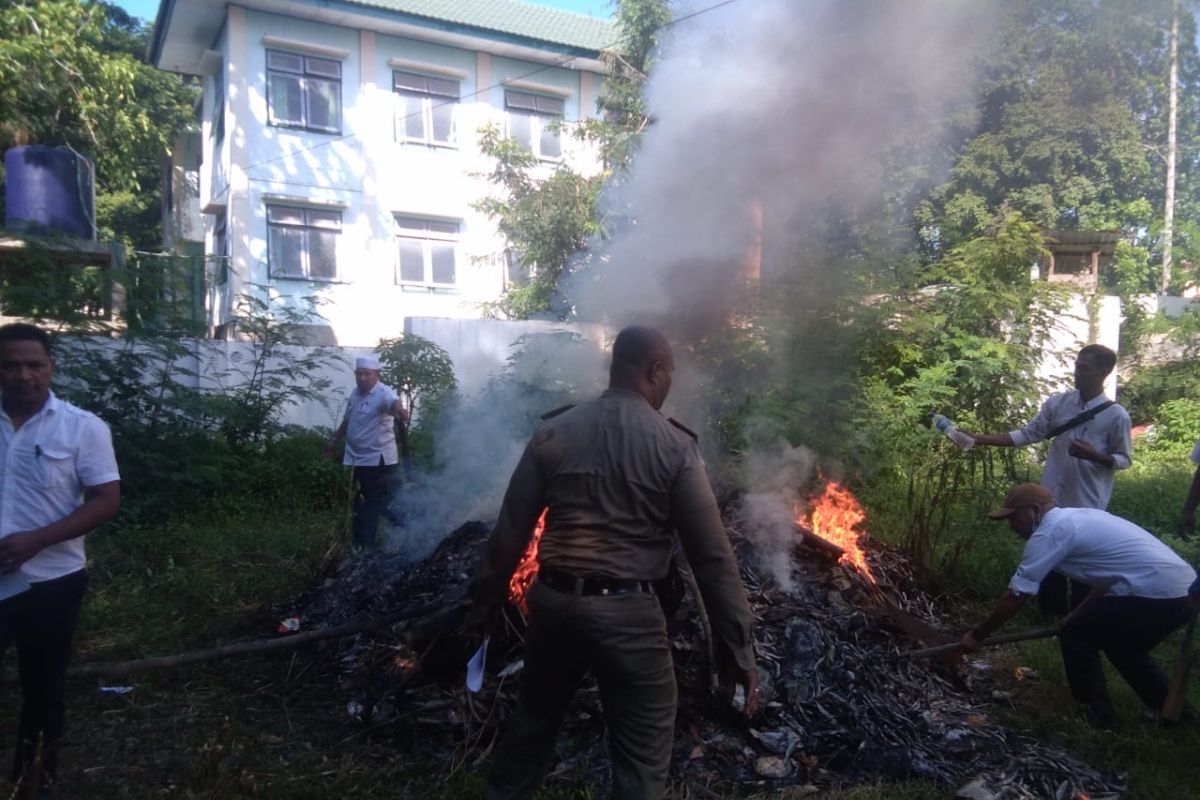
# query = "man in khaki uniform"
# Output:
<box><xmin>470</xmin><ymin>326</ymin><xmax>757</xmax><ymax>800</ymax></box>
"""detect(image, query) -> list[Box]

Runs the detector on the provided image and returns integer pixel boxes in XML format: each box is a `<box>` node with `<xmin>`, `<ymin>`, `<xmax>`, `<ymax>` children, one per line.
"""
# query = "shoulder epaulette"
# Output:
<box><xmin>541</xmin><ymin>404</ymin><xmax>575</xmax><ymax>420</ymax></box>
<box><xmin>668</xmin><ymin>417</ymin><xmax>698</xmax><ymax>441</ymax></box>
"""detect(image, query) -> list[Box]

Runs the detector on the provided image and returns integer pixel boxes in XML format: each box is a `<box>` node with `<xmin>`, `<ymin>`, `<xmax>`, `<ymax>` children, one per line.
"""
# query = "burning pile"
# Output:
<box><xmin>290</xmin><ymin>484</ymin><xmax>1123</xmax><ymax>800</ymax></box>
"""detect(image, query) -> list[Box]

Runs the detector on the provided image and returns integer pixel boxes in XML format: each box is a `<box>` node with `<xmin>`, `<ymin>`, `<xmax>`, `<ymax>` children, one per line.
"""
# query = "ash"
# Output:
<box><xmin>292</xmin><ymin>522</ymin><xmax>1123</xmax><ymax>800</ymax></box>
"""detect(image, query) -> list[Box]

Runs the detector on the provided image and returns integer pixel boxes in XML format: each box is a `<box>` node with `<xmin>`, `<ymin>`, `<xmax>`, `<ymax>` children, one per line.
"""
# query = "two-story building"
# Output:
<box><xmin>151</xmin><ymin>0</ymin><xmax>612</xmax><ymax>345</ymax></box>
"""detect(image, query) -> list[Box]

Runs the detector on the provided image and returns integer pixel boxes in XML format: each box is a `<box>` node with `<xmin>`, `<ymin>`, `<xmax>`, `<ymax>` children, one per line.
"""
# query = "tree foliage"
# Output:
<box><xmin>0</xmin><ymin>0</ymin><xmax>198</xmax><ymax>247</ymax></box>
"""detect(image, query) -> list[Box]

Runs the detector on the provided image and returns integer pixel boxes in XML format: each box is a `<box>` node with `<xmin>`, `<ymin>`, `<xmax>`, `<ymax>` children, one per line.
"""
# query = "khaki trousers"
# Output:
<box><xmin>484</xmin><ymin>579</ymin><xmax>677</xmax><ymax>800</ymax></box>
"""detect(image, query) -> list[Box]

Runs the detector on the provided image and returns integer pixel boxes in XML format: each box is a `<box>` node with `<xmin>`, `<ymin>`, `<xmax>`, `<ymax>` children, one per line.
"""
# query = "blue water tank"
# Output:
<box><xmin>4</xmin><ymin>145</ymin><xmax>95</xmax><ymax>240</ymax></box>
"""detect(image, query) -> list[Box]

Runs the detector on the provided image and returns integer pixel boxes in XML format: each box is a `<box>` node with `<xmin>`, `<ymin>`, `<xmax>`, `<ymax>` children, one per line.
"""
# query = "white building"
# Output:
<box><xmin>151</xmin><ymin>0</ymin><xmax>612</xmax><ymax>345</ymax></box>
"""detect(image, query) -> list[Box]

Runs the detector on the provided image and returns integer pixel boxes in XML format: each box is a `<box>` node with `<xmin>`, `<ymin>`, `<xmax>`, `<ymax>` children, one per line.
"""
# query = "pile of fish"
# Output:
<box><xmin>288</xmin><ymin>520</ymin><xmax>1125</xmax><ymax>800</ymax></box>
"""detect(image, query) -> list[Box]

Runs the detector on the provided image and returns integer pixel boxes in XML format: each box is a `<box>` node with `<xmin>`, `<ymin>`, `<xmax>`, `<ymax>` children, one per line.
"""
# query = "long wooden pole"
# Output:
<box><xmin>905</xmin><ymin>626</ymin><xmax>1060</xmax><ymax>658</ymax></box>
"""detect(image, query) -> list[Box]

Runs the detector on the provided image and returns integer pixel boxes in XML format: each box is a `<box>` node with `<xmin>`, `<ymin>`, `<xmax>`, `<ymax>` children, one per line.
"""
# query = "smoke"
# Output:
<box><xmin>387</xmin><ymin>0</ymin><xmax>994</xmax><ymax>570</ymax></box>
<box><xmin>572</xmin><ymin>0</ymin><xmax>992</xmax><ymax>330</ymax></box>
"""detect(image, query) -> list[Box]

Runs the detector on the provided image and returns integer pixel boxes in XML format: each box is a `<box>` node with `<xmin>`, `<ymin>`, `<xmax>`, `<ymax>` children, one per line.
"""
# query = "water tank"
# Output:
<box><xmin>4</xmin><ymin>145</ymin><xmax>95</xmax><ymax>240</ymax></box>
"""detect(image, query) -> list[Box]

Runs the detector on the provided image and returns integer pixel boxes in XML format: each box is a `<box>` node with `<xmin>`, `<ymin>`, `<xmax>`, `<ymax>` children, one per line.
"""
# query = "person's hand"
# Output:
<box><xmin>463</xmin><ymin>601</ymin><xmax>500</xmax><ymax>640</ymax></box>
<box><xmin>960</xmin><ymin>631</ymin><xmax>983</xmax><ymax>652</ymax></box>
<box><xmin>1067</xmin><ymin>439</ymin><xmax>1106</xmax><ymax>464</ymax></box>
<box><xmin>322</xmin><ymin>438</ymin><xmax>336</xmax><ymax>458</ymax></box>
<box><xmin>718</xmin><ymin>648</ymin><xmax>758</xmax><ymax>718</ymax></box>
<box><xmin>0</xmin><ymin>530</ymin><xmax>45</xmax><ymax>573</ymax></box>
<box><xmin>1179</xmin><ymin>509</ymin><xmax>1195</xmax><ymax>542</ymax></box>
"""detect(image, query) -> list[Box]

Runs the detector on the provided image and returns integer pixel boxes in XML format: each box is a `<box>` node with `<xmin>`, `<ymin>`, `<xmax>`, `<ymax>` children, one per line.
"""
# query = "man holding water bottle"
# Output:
<box><xmin>962</xmin><ymin>344</ymin><xmax>1132</xmax><ymax>612</ymax></box>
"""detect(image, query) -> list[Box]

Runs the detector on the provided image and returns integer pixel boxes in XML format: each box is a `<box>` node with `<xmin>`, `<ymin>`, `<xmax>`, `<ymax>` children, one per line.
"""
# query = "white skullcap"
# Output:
<box><xmin>355</xmin><ymin>356</ymin><xmax>381</xmax><ymax>371</ymax></box>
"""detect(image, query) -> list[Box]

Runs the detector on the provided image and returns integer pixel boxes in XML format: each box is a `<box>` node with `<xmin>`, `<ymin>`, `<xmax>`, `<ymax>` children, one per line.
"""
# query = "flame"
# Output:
<box><xmin>802</xmin><ymin>480</ymin><xmax>876</xmax><ymax>583</ymax></box>
<box><xmin>507</xmin><ymin>509</ymin><xmax>548</xmax><ymax>613</ymax></box>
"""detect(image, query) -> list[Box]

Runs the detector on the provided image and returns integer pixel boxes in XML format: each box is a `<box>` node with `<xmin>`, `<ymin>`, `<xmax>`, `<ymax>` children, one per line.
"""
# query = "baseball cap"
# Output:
<box><xmin>987</xmin><ymin>483</ymin><xmax>1053</xmax><ymax>519</ymax></box>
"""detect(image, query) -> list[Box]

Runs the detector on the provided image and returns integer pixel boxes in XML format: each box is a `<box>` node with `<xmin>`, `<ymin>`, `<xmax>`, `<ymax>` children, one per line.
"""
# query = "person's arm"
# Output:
<box><xmin>965</xmin><ymin>398</ymin><xmax>1054</xmax><ymax>449</ymax></box>
<box><xmin>324</xmin><ymin>418</ymin><xmax>348</xmax><ymax>457</ymax></box>
<box><xmin>961</xmin><ymin>590</ymin><xmax>1030</xmax><ymax>650</ymax></box>
<box><xmin>0</xmin><ymin>481</ymin><xmax>120</xmax><ymax>573</ymax></box>
<box><xmin>1181</xmin><ymin>463</ymin><xmax>1200</xmax><ymax>542</ymax></box>
<box><xmin>390</xmin><ymin>398</ymin><xmax>410</xmax><ymax>425</ymax></box>
<box><xmin>1068</xmin><ymin>409</ymin><xmax>1131</xmax><ymax>469</ymax></box>
<box><xmin>966</xmin><ymin>433</ymin><xmax>1015</xmax><ymax>447</ymax></box>
<box><xmin>671</xmin><ymin>444</ymin><xmax>758</xmax><ymax>717</ymax></box>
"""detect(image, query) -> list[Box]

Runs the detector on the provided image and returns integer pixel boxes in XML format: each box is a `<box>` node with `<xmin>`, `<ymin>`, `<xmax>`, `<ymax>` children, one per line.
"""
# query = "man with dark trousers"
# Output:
<box><xmin>0</xmin><ymin>323</ymin><xmax>121</xmax><ymax>796</ymax></box>
<box><xmin>963</xmin><ymin>483</ymin><xmax>1195</xmax><ymax>729</ymax></box>
<box><xmin>470</xmin><ymin>325</ymin><xmax>757</xmax><ymax>800</ymax></box>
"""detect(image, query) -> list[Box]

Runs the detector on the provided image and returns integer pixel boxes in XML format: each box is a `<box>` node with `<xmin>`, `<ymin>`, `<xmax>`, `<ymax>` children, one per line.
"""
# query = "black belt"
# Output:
<box><xmin>537</xmin><ymin>568</ymin><xmax>655</xmax><ymax>597</ymax></box>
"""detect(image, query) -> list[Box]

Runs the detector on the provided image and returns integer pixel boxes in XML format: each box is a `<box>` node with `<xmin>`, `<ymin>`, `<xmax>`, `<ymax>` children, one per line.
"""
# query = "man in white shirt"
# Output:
<box><xmin>962</xmin><ymin>483</ymin><xmax>1196</xmax><ymax>729</ymax></box>
<box><xmin>324</xmin><ymin>356</ymin><xmax>409</xmax><ymax>547</ymax></box>
<box><xmin>964</xmin><ymin>344</ymin><xmax>1132</xmax><ymax>614</ymax></box>
<box><xmin>0</xmin><ymin>323</ymin><xmax>121</xmax><ymax>795</ymax></box>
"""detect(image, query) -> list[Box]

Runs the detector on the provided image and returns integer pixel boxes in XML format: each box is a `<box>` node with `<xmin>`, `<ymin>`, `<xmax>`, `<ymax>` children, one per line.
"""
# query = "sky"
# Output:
<box><xmin>113</xmin><ymin>0</ymin><xmax>615</xmax><ymax>24</ymax></box>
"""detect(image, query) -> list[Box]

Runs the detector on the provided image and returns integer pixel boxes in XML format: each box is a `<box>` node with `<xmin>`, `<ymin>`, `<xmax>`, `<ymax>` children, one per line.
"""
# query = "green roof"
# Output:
<box><xmin>347</xmin><ymin>0</ymin><xmax>616</xmax><ymax>53</ymax></box>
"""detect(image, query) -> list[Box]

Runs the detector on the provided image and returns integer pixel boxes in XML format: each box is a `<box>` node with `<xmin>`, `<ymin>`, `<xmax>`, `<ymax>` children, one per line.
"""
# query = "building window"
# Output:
<box><xmin>267</xmin><ymin>50</ymin><xmax>342</xmax><ymax>134</ymax></box>
<box><xmin>214</xmin><ymin>213</ymin><xmax>229</xmax><ymax>285</ymax></box>
<box><xmin>212</xmin><ymin>71</ymin><xmax>225</xmax><ymax>144</ymax></box>
<box><xmin>267</xmin><ymin>205</ymin><xmax>340</xmax><ymax>281</ymax></box>
<box><xmin>395</xmin><ymin>216</ymin><xmax>459</xmax><ymax>287</ymax></box>
<box><xmin>505</xmin><ymin>90</ymin><xmax>565</xmax><ymax>159</ymax></box>
<box><xmin>394</xmin><ymin>71</ymin><xmax>459</xmax><ymax>145</ymax></box>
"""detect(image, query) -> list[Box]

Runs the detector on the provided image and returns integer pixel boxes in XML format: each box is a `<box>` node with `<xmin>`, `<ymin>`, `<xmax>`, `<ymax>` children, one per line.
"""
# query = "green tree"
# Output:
<box><xmin>0</xmin><ymin>0</ymin><xmax>198</xmax><ymax>247</ymax></box>
<box><xmin>374</xmin><ymin>334</ymin><xmax>457</xmax><ymax>465</ymax></box>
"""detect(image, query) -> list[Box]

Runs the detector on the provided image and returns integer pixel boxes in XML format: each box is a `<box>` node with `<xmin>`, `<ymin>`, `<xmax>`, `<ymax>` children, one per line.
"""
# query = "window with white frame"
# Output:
<box><xmin>395</xmin><ymin>216</ymin><xmax>459</xmax><ymax>287</ymax></box>
<box><xmin>267</xmin><ymin>205</ymin><xmax>340</xmax><ymax>281</ymax></box>
<box><xmin>394</xmin><ymin>71</ymin><xmax>459</xmax><ymax>145</ymax></box>
<box><xmin>214</xmin><ymin>212</ymin><xmax>229</xmax><ymax>285</ymax></box>
<box><xmin>212</xmin><ymin>71</ymin><xmax>225</xmax><ymax>144</ymax></box>
<box><xmin>505</xmin><ymin>90</ymin><xmax>565</xmax><ymax>159</ymax></box>
<box><xmin>266</xmin><ymin>50</ymin><xmax>342</xmax><ymax>133</ymax></box>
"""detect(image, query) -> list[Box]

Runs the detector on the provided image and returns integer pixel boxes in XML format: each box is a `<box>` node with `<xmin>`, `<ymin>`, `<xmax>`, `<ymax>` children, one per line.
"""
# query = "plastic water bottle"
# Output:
<box><xmin>931</xmin><ymin>413</ymin><xmax>975</xmax><ymax>451</ymax></box>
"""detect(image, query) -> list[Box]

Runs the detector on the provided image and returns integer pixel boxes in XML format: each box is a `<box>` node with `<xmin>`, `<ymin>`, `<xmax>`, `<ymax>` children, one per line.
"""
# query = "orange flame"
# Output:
<box><xmin>508</xmin><ymin>509</ymin><xmax>548</xmax><ymax>613</ymax></box>
<box><xmin>802</xmin><ymin>481</ymin><xmax>875</xmax><ymax>583</ymax></box>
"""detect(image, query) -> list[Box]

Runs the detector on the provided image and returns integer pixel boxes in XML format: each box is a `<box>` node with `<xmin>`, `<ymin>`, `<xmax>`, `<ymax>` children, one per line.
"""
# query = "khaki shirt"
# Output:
<box><xmin>472</xmin><ymin>388</ymin><xmax>755</xmax><ymax>669</ymax></box>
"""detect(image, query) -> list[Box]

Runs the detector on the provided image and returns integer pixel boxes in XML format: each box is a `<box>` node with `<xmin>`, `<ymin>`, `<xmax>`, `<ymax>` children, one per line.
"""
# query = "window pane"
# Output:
<box><xmin>430</xmin><ymin>100</ymin><xmax>455</xmax><ymax>143</ymax></box>
<box><xmin>398</xmin><ymin>239</ymin><xmax>425</xmax><ymax>282</ymax></box>
<box><xmin>267</xmin><ymin>206</ymin><xmax>305</xmax><ymax>225</ymax></box>
<box><xmin>306</xmin><ymin>210</ymin><xmax>341</xmax><ymax>230</ymax></box>
<box><xmin>269</xmin><ymin>74</ymin><xmax>304</xmax><ymax>125</ymax></box>
<box><xmin>399</xmin><ymin>94</ymin><xmax>426</xmax><ymax>139</ymax></box>
<box><xmin>395</xmin><ymin>216</ymin><xmax>426</xmax><ymax>233</ymax></box>
<box><xmin>539</xmin><ymin>120</ymin><xmax>562</xmax><ymax>158</ymax></box>
<box><xmin>394</xmin><ymin>71</ymin><xmax>426</xmax><ymax>92</ymax></box>
<box><xmin>427</xmin><ymin>77</ymin><xmax>459</xmax><ymax>98</ymax></box>
<box><xmin>306</xmin><ymin>79</ymin><xmax>340</xmax><ymax>131</ymax></box>
<box><xmin>508</xmin><ymin>112</ymin><xmax>533</xmax><ymax>151</ymax></box>
<box><xmin>426</xmin><ymin>220</ymin><xmax>459</xmax><ymax>236</ymax></box>
<box><xmin>430</xmin><ymin>243</ymin><xmax>456</xmax><ymax>285</ymax></box>
<box><xmin>506</xmin><ymin>91</ymin><xmax>538</xmax><ymax>111</ymax></box>
<box><xmin>536</xmin><ymin>96</ymin><xmax>565</xmax><ymax>115</ymax></box>
<box><xmin>308</xmin><ymin>229</ymin><xmax>338</xmax><ymax>279</ymax></box>
<box><xmin>270</xmin><ymin>226</ymin><xmax>304</xmax><ymax>277</ymax></box>
<box><xmin>267</xmin><ymin>51</ymin><xmax>303</xmax><ymax>73</ymax></box>
<box><xmin>305</xmin><ymin>56</ymin><xmax>341</xmax><ymax>78</ymax></box>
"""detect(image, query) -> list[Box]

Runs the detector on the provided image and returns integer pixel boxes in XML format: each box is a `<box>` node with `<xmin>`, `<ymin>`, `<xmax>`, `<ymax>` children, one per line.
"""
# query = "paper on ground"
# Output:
<box><xmin>466</xmin><ymin>636</ymin><xmax>490</xmax><ymax>693</ymax></box>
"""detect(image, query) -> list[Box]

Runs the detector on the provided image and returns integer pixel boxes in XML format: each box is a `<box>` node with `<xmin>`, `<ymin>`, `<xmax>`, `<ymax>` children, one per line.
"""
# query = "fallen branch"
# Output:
<box><xmin>795</xmin><ymin>524</ymin><xmax>845</xmax><ymax>562</ymax></box>
<box><xmin>51</xmin><ymin>595</ymin><xmax>459</xmax><ymax>682</ymax></box>
<box><xmin>905</xmin><ymin>625</ymin><xmax>1060</xmax><ymax>658</ymax></box>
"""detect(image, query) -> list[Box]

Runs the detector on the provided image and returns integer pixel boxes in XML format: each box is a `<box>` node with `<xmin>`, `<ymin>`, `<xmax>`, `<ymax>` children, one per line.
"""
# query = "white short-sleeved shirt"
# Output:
<box><xmin>342</xmin><ymin>382</ymin><xmax>400</xmax><ymax>467</ymax></box>
<box><xmin>1009</xmin><ymin>391</ymin><xmax>1132</xmax><ymax>510</ymax></box>
<box><xmin>1008</xmin><ymin>507</ymin><xmax>1196</xmax><ymax>599</ymax></box>
<box><xmin>0</xmin><ymin>392</ymin><xmax>120</xmax><ymax>582</ymax></box>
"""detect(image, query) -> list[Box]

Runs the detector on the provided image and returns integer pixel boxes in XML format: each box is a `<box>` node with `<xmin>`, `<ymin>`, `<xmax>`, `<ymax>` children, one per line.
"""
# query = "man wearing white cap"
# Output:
<box><xmin>325</xmin><ymin>356</ymin><xmax>409</xmax><ymax>547</ymax></box>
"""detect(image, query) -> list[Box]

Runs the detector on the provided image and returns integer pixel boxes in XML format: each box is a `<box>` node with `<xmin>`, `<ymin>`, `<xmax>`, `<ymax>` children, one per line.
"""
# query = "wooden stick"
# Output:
<box><xmin>795</xmin><ymin>525</ymin><xmax>845</xmax><ymax>562</ymax></box>
<box><xmin>905</xmin><ymin>625</ymin><xmax>1060</xmax><ymax>658</ymax></box>
<box><xmin>1162</xmin><ymin>615</ymin><xmax>1196</xmax><ymax>722</ymax></box>
<box><xmin>51</xmin><ymin>596</ymin><xmax>456</xmax><ymax>682</ymax></box>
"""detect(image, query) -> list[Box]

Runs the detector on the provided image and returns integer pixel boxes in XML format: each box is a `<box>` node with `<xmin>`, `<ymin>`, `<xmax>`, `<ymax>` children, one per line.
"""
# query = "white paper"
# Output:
<box><xmin>466</xmin><ymin>635</ymin><xmax>490</xmax><ymax>693</ymax></box>
<box><xmin>0</xmin><ymin>570</ymin><xmax>30</xmax><ymax>602</ymax></box>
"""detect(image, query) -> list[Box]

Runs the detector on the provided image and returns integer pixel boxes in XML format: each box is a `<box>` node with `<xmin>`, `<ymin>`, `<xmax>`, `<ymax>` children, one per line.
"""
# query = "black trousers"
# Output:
<box><xmin>1059</xmin><ymin>594</ymin><xmax>1195</xmax><ymax>722</ymax></box>
<box><xmin>0</xmin><ymin>569</ymin><xmax>88</xmax><ymax>779</ymax></box>
<box><xmin>352</xmin><ymin>460</ymin><xmax>398</xmax><ymax>547</ymax></box>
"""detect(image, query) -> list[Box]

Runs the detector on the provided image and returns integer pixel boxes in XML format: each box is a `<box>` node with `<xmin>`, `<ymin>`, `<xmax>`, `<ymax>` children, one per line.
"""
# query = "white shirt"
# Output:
<box><xmin>0</xmin><ymin>392</ymin><xmax>120</xmax><ymax>582</ymax></box>
<box><xmin>1190</xmin><ymin>438</ymin><xmax>1200</xmax><ymax>465</ymax></box>
<box><xmin>341</xmin><ymin>382</ymin><xmax>400</xmax><ymax>467</ymax></box>
<box><xmin>1009</xmin><ymin>507</ymin><xmax>1195</xmax><ymax>599</ymax></box>
<box><xmin>1009</xmin><ymin>391</ymin><xmax>1132</xmax><ymax>509</ymax></box>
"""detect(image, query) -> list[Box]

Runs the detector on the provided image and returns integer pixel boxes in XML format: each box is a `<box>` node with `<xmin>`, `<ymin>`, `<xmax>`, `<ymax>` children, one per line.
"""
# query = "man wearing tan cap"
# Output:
<box><xmin>324</xmin><ymin>356</ymin><xmax>409</xmax><ymax>547</ymax></box>
<box><xmin>963</xmin><ymin>483</ymin><xmax>1196</xmax><ymax>729</ymax></box>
